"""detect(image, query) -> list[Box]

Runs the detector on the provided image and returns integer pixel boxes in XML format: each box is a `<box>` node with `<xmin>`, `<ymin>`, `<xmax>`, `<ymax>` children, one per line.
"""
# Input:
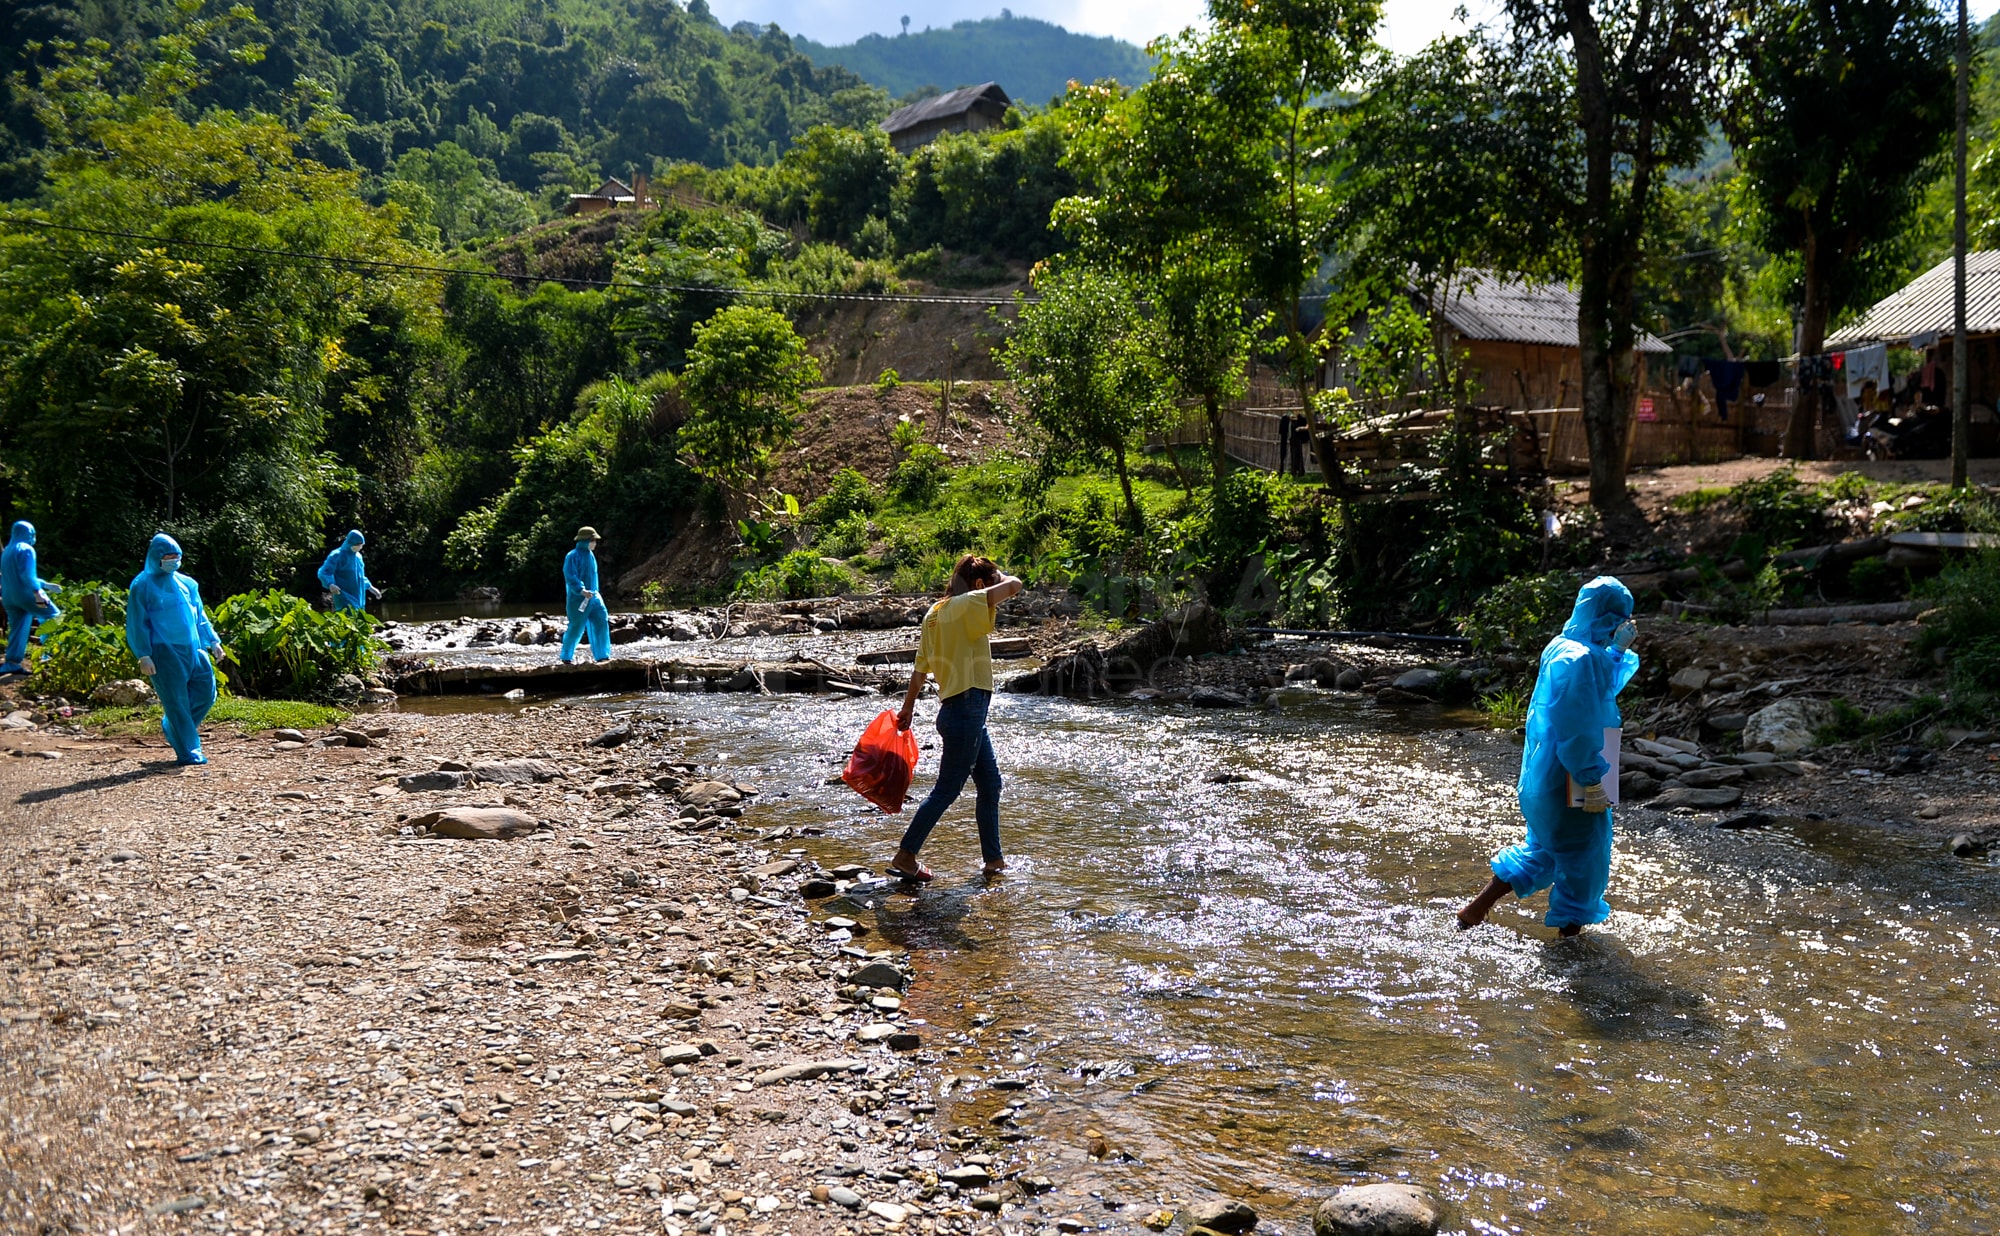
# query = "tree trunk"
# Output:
<box><xmin>1564</xmin><ymin>0</ymin><xmax>1631</xmax><ymax>512</ymax></box>
<box><xmin>1205</xmin><ymin>391</ymin><xmax>1227</xmax><ymax>487</ymax></box>
<box><xmin>1113</xmin><ymin>445</ymin><xmax>1141</xmax><ymax>528</ymax></box>
<box><xmin>1791</xmin><ymin>226</ymin><xmax>1827</xmax><ymax>461</ymax></box>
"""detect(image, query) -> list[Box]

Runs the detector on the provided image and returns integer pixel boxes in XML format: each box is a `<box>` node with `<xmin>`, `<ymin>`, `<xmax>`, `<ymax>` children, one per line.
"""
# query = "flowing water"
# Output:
<box><xmin>592</xmin><ymin>687</ymin><xmax>2000</xmax><ymax>1232</ymax></box>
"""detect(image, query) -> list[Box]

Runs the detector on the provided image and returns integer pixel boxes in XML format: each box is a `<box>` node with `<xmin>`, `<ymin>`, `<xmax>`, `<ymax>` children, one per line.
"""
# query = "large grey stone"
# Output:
<box><xmin>1672</xmin><ymin>766</ymin><xmax>1743</xmax><ymax>789</ymax></box>
<box><xmin>408</xmin><ymin>807</ymin><xmax>540</xmax><ymax>839</ymax></box>
<box><xmin>1741</xmin><ymin>698</ymin><xmax>1834</xmax><ymax>755</ymax></box>
<box><xmin>847</xmin><ymin>960</ymin><xmax>907</xmax><ymax>990</ymax></box>
<box><xmin>1667</xmin><ymin>666</ymin><xmax>1711</xmax><ymax>699</ymax></box>
<box><xmin>469</xmin><ymin>758</ymin><xmax>562</xmax><ymax>785</ymax></box>
<box><xmin>1313</xmin><ymin>1183</ymin><xmax>1440</xmax><ymax>1236</ymax></box>
<box><xmin>90</xmin><ymin>678</ymin><xmax>153</xmax><ymax>707</ymax></box>
<box><xmin>397</xmin><ymin>770</ymin><xmax>469</xmax><ymax>792</ymax></box>
<box><xmin>1183</xmin><ymin>1198</ymin><xmax>1257</xmax><ymax>1233</ymax></box>
<box><xmin>1650</xmin><ymin>785</ymin><xmax>1744</xmax><ymax>810</ymax></box>
<box><xmin>1392</xmin><ymin>668</ymin><xmax>1441</xmax><ymax>695</ymax></box>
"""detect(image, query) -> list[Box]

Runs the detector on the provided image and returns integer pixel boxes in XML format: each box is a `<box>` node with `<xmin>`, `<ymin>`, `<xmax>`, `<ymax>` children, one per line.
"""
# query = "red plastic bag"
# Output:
<box><xmin>842</xmin><ymin>711</ymin><xmax>919</xmax><ymax>814</ymax></box>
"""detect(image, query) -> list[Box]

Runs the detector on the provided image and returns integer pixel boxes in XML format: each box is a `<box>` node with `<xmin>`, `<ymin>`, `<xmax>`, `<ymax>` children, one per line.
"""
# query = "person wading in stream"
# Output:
<box><xmin>888</xmin><ymin>555</ymin><xmax>1024</xmax><ymax>881</ymax></box>
<box><xmin>1459</xmin><ymin>576</ymin><xmax>1639</xmax><ymax>937</ymax></box>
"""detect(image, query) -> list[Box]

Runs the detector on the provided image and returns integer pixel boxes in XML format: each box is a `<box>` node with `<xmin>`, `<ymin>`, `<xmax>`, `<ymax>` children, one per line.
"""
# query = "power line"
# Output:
<box><xmin>0</xmin><ymin>214</ymin><xmax>1037</xmax><ymax>306</ymax></box>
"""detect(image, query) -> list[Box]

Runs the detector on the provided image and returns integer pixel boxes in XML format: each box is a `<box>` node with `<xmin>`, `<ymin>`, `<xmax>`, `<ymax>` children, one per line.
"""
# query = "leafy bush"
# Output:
<box><xmin>1461</xmin><ymin>571</ymin><xmax>1582</xmax><ymax>655</ymax></box>
<box><xmin>733</xmin><ymin>551</ymin><xmax>856</xmax><ymax>601</ymax></box>
<box><xmin>805</xmin><ymin>468</ymin><xmax>879</xmax><ymax>526</ymax></box>
<box><xmin>30</xmin><ymin>620</ymin><xmax>142</xmax><ymax>699</ymax></box>
<box><xmin>875</xmin><ymin>368</ymin><xmax>902</xmax><ymax>393</ymax></box>
<box><xmin>1881</xmin><ymin>487</ymin><xmax>2000</xmax><ymax>534</ymax></box>
<box><xmin>1920</xmin><ymin>550</ymin><xmax>2000</xmax><ymax>716</ymax></box>
<box><xmin>889</xmin><ymin>444</ymin><xmax>951</xmax><ymax>508</ymax></box>
<box><xmin>814</xmin><ymin>512</ymin><xmax>873</xmax><ymax>558</ymax></box>
<box><xmin>933</xmin><ymin>502</ymin><xmax>980</xmax><ymax>554</ymax></box>
<box><xmin>1727</xmin><ymin>468</ymin><xmax>1834</xmax><ymax>547</ymax></box>
<box><xmin>211</xmin><ymin>590</ymin><xmax>385</xmax><ymax>700</ymax></box>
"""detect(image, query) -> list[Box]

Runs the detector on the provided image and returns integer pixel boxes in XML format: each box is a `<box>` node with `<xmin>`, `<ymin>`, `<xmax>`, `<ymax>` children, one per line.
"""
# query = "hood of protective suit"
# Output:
<box><xmin>146</xmin><ymin>533</ymin><xmax>183</xmax><ymax>574</ymax></box>
<box><xmin>1560</xmin><ymin>576</ymin><xmax>1634</xmax><ymax>648</ymax></box>
<box><xmin>9</xmin><ymin>521</ymin><xmax>33</xmax><ymax>546</ymax></box>
<box><xmin>343</xmin><ymin>529</ymin><xmax>365</xmax><ymax>550</ymax></box>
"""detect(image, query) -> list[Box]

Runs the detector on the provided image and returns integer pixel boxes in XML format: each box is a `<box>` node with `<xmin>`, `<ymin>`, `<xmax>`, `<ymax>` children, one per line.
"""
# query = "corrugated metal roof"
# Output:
<box><xmin>882</xmin><ymin>82</ymin><xmax>1011</xmax><ymax>136</ymax></box>
<box><xmin>1825</xmin><ymin>251</ymin><xmax>2000</xmax><ymax>347</ymax></box>
<box><xmin>1431</xmin><ymin>270</ymin><xmax>1672</xmax><ymax>353</ymax></box>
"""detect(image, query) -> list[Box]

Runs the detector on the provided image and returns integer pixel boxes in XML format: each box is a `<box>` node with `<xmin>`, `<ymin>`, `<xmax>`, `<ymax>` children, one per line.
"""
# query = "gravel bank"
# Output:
<box><xmin>0</xmin><ymin>706</ymin><xmax>1040</xmax><ymax>1235</ymax></box>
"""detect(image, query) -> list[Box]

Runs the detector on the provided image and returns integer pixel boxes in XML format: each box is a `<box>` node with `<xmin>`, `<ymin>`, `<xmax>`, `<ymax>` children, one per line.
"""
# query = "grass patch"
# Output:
<box><xmin>1816</xmin><ymin>695</ymin><xmax>1948</xmax><ymax>747</ymax></box>
<box><xmin>1668</xmin><ymin>486</ymin><xmax>1730</xmax><ymax>514</ymax></box>
<box><xmin>1478</xmin><ymin>686</ymin><xmax>1530</xmax><ymax>730</ymax></box>
<box><xmin>79</xmin><ymin>698</ymin><xmax>348</xmax><ymax>736</ymax></box>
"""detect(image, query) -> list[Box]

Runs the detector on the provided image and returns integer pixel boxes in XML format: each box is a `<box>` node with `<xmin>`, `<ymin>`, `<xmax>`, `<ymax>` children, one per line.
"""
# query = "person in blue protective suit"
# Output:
<box><xmin>316</xmin><ymin>529</ymin><xmax>381</xmax><ymax>612</ymax></box>
<box><xmin>1</xmin><ymin>520</ymin><xmax>62</xmax><ymax>675</ymax></box>
<box><xmin>560</xmin><ymin>526</ymin><xmax>611</xmax><ymax>664</ymax></box>
<box><xmin>125</xmin><ymin>534</ymin><xmax>223</xmax><ymax>765</ymax></box>
<box><xmin>1458</xmin><ymin>576</ymin><xmax>1640</xmax><ymax>937</ymax></box>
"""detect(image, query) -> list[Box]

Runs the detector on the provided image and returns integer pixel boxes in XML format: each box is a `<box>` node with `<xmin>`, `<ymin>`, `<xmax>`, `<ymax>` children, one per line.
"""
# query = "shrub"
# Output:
<box><xmin>814</xmin><ymin>512</ymin><xmax>873</xmax><ymax>558</ymax></box>
<box><xmin>805</xmin><ymin>468</ymin><xmax>879</xmax><ymax>526</ymax></box>
<box><xmin>889</xmin><ymin>444</ymin><xmax>951</xmax><ymax>508</ymax></box>
<box><xmin>1919</xmin><ymin>550</ymin><xmax>2000</xmax><ymax>716</ymax></box>
<box><xmin>30</xmin><ymin>620</ymin><xmax>143</xmax><ymax>699</ymax></box>
<box><xmin>1727</xmin><ymin>468</ymin><xmax>1833</xmax><ymax>547</ymax></box>
<box><xmin>733</xmin><ymin>551</ymin><xmax>856</xmax><ymax>601</ymax></box>
<box><xmin>933</xmin><ymin>502</ymin><xmax>980</xmax><ymax>554</ymax></box>
<box><xmin>211</xmin><ymin>590</ymin><xmax>385</xmax><ymax>700</ymax></box>
<box><xmin>875</xmin><ymin>368</ymin><xmax>902</xmax><ymax>394</ymax></box>
<box><xmin>1461</xmin><ymin>571</ymin><xmax>1582</xmax><ymax>655</ymax></box>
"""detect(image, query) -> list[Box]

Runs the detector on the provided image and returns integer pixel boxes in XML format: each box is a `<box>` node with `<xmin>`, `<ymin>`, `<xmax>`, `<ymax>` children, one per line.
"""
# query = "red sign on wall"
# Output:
<box><xmin>1637</xmin><ymin>397</ymin><xmax>1658</xmax><ymax>422</ymax></box>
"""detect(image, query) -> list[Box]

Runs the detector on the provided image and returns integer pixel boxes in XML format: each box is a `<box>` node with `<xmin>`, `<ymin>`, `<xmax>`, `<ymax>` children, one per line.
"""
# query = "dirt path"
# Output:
<box><xmin>0</xmin><ymin>708</ymin><xmax>1010</xmax><ymax>1235</ymax></box>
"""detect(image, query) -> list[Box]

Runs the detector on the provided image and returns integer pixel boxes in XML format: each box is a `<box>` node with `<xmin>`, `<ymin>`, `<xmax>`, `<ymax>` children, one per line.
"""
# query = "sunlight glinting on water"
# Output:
<box><xmin>617</xmin><ymin>688</ymin><xmax>2000</xmax><ymax>1232</ymax></box>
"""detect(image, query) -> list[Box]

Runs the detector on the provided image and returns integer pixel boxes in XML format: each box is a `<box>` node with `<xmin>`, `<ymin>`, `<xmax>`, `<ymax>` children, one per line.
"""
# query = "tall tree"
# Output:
<box><xmin>1727</xmin><ymin>0</ymin><xmax>1955</xmax><ymax>461</ymax></box>
<box><xmin>1505</xmin><ymin>0</ymin><xmax>1725</xmax><ymax>512</ymax></box>
<box><xmin>1056</xmin><ymin>81</ymin><xmax>1258</xmax><ymax>486</ymax></box>
<box><xmin>997</xmin><ymin>264</ymin><xmax>1172</xmax><ymax>526</ymax></box>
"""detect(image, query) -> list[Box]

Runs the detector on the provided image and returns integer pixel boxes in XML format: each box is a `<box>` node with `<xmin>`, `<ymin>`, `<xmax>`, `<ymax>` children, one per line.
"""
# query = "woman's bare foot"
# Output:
<box><xmin>888</xmin><ymin>849</ymin><xmax>934</xmax><ymax>882</ymax></box>
<box><xmin>982</xmin><ymin>859</ymin><xmax>1008</xmax><ymax>876</ymax></box>
<box><xmin>1457</xmin><ymin>876</ymin><xmax>1512</xmax><ymax>930</ymax></box>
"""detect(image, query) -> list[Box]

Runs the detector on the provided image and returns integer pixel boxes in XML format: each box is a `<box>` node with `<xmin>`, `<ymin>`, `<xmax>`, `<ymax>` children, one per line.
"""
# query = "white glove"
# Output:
<box><xmin>1581</xmin><ymin>782</ymin><xmax>1611</xmax><ymax>814</ymax></box>
<box><xmin>368</xmin><ymin>586</ymin><xmax>383</xmax><ymax>600</ymax></box>
<box><xmin>137</xmin><ymin>656</ymin><xmax>156</xmax><ymax>676</ymax></box>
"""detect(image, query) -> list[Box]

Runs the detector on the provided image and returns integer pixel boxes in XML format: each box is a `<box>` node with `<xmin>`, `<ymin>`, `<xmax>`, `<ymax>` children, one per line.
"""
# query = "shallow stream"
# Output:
<box><xmin>619</xmin><ymin>685</ymin><xmax>2000</xmax><ymax>1233</ymax></box>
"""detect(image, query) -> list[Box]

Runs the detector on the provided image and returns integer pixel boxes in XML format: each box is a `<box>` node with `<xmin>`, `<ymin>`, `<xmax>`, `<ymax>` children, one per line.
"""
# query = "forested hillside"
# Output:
<box><xmin>0</xmin><ymin>0</ymin><xmax>893</xmax><ymax>204</ymax></box>
<box><xmin>794</xmin><ymin>15</ymin><xmax>1154</xmax><ymax>106</ymax></box>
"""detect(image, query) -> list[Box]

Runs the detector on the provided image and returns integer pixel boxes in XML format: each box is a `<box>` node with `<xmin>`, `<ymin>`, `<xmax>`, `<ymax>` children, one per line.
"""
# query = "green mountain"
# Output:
<box><xmin>794</xmin><ymin>15</ymin><xmax>1154</xmax><ymax>108</ymax></box>
<box><xmin>0</xmin><ymin>0</ymin><xmax>896</xmax><ymax>200</ymax></box>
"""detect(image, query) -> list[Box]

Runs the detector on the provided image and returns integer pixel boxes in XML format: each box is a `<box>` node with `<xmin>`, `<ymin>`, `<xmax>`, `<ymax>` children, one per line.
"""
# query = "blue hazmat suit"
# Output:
<box><xmin>561</xmin><ymin>539</ymin><xmax>611</xmax><ymax>663</ymax></box>
<box><xmin>2</xmin><ymin>520</ymin><xmax>61</xmax><ymax>672</ymax></box>
<box><xmin>1490</xmin><ymin>576</ymin><xmax>1640</xmax><ymax>928</ymax></box>
<box><xmin>125</xmin><ymin>534</ymin><xmax>221</xmax><ymax>765</ymax></box>
<box><xmin>316</xmin><ymin>529</ymin><xmax>374</xmax><ymax>611</ymax></box>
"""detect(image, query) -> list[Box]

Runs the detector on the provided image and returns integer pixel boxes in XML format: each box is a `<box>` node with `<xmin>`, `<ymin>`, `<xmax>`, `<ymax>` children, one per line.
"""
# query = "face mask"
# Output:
<box><xmin>1610</xmin><ymin>619</ymin><xmax>1637</xmax><ymax>653</ymax></box>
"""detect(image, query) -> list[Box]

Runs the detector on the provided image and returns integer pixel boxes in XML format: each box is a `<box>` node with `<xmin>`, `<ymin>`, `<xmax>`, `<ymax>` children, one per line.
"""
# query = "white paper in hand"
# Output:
<box><xmin>1567</xmin><ymin>727</ymin><xmax>1621</xmax><ymax>808</ymax></box>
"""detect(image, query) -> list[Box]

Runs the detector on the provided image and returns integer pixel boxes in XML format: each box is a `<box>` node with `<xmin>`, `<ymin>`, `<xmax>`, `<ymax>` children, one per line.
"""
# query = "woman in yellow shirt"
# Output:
<box><xmin>889</xmin><ymin>555</ymin><xmax>1024</xmax><ymax>881</ymax></box>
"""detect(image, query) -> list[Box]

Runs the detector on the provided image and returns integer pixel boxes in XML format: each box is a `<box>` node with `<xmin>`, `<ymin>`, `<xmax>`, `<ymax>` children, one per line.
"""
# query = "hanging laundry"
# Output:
<box><xmin>1677</xmin><ymin>354</ymin><xmax>1702</xmax><ymax>379</ymax></box>
<box><xmin>1704</xmin><ymin>359</ymin><xmax>1747</xmax><ymax>420</ymax></box>
<box><xmin>1744</xmin><ymin>360</ymin><xmax>1781</xmax><ymax>388</ymax></box>
<box><xmin>1909</xmin><ymin>330</ymin><xmax>1942</xmax><ymax>350</ymax></box>
<box><xmin>1843</xmin><ymin>342</ymin><xmax>1887</xmax><ymax>399</ymax></box>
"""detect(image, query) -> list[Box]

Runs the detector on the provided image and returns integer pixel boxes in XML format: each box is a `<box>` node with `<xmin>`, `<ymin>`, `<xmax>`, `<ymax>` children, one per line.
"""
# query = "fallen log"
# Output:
<box><xmin>390</xmin><ymin>653</ymin><xmax>868</xmax><ymax>696</ymax></box>
<box><xmin>1007</xmin><ymin>602</ymin><xmax>1227</xmax><ymax>697</ymax></box>
<box><xmin>855</xmin><ymin>637</ymin><xmax>1032</xmax><ymax>665</ymax></box>
<box><xmin>1624</xmin><ymin>537</ymin><xmax>1890</xmax><ymax>596</ymax></box>
<box><xmin>1658</xmin><ymin>600</ymin><xmax>1921</xmax><ymax>625</ymax></box>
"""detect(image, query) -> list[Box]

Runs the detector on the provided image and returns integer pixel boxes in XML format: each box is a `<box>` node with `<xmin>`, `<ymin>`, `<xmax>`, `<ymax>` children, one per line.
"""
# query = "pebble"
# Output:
<box><xmin>829</xmin><ymin>1186</ymin><xmax>864</xmax><ymax>1209</ymax></box>
<box><xmin>866</xmin><ymin>1200</ymin><xmax>909</xmax><ymax>1222</ymax></box>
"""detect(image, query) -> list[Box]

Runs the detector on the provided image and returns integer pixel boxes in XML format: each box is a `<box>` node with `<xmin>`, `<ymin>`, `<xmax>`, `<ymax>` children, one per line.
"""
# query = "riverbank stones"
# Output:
<box><xmin>1312</xmin><ymin>1183</ymin><xmax>1440</xmax><ymax>1236</ymax></box>
<box><xmin>1183</xmin><ymin>1198</ymin><xmax>1257</xmax><ymax>1232</ymax></box>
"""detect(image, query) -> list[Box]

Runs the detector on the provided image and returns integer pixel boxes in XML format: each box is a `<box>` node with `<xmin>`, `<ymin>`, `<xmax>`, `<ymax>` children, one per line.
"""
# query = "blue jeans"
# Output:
<box><xmin>898</xmin><ymin>688</ymin><xmax>1003</xmax><ymax>863</ymax></box>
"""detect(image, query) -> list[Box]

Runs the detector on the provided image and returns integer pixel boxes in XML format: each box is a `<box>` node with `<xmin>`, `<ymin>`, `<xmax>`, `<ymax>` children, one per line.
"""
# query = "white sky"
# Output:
<box><xmin>724</xmin><ymin>0</ymin><xmax>2000</xmax><ymax>58</ymax></box>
